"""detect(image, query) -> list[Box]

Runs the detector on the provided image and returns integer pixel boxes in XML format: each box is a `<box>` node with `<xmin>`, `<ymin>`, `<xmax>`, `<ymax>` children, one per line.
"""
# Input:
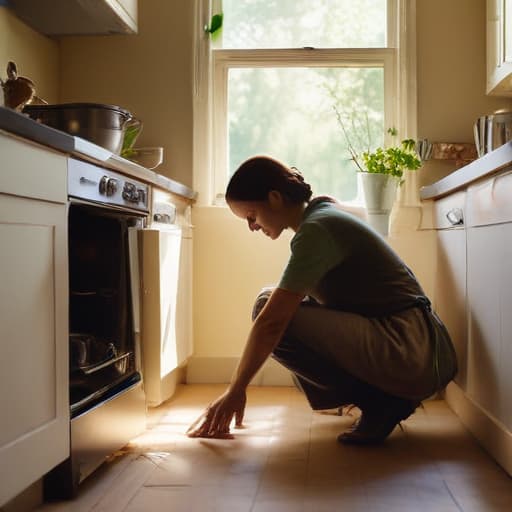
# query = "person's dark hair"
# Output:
<box><xmin>226</xmin><ymin>155</ymin><xmax>313</xmax><ymax>204</ymax></box>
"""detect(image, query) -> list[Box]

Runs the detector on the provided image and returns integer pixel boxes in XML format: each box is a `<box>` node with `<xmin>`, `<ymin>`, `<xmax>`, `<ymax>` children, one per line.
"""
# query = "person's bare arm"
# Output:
<box><xmin>187</xmin><ymin>288</ymin><xmax>305</xmax><ymax>438</ymax></box>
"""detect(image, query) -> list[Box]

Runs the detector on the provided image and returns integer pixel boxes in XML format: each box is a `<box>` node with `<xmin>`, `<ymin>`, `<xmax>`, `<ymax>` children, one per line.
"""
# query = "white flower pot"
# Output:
<box><xmin>360</xmin><ymin>173</ymin><xmax>400</xmax><ymax>236</ymax></box>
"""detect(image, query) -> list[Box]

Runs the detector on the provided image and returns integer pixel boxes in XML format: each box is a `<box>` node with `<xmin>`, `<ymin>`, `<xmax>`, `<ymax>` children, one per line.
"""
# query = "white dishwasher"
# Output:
<box><xmin>141</xmin><ymin>196</ymin><xmax>193</xmax><ymax>407</ymax></box>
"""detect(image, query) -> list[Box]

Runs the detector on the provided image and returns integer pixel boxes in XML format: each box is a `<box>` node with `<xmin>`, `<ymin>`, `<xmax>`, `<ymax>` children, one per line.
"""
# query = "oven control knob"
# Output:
<box><xmin>122</xmin><ymin>182</ymin><xmax>137</xmax><ymax>202</ymax></box>
<box><xmin>99</xmin><ymin>176</ymin><xmax>118</xmax><ymax>196</ymax></box>
<box><xmin>99</xmin><ymin>175</ymin><xmax>109</xmax><ymax>195</ymax></box>
<box><xmin>137</xmin><ymin>188</ymin><xmax>146</xmax><ymax>204</ymax></box>
<box><xmin>106</xmin><ymin>178</ymin><xmax>118</xmax><ymax>197</ymax></box>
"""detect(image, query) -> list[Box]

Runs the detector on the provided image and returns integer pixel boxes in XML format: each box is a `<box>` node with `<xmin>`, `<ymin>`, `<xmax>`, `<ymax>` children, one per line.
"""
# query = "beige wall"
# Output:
<box><xmin>0</xmin><ymin>7</ymin><xmax>59</xmax><ymax>104</ymax></box>
<box><xmin>192</xmin><ymin>206</ymin><xmax>292</xmax><ymax>357</ymax></box>
<box><xmin>416</xmin><ymin>0</ymin><xmax>512</xmax><ymax>187</ymax></box>
<box><xmin>58</xmin><ymin>0</ymin><xmax>194</xmax><ymax>187</ymax></box>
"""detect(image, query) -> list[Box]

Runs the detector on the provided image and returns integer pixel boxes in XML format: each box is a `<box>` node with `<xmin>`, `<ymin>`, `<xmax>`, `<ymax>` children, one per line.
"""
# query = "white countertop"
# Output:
<box><xmin>420</xmin><ymin>142</ymin><xmax>512</xmax><ymax>200</ymax></box>
<box><xmin>73</xmin><ymin>137</ymin><xmax>196</xmax><ymax>200</ymax></box>
<box><xmin>0</xmin><ymin>106</ymin><xmax>196</xmax><ymax>201</ymax></box>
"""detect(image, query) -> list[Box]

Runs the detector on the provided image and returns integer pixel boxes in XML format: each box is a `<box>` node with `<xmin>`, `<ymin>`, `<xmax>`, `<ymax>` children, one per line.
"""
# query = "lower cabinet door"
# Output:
<box><xmin>500</xmin><ymin>223</ymin><xmax>512</xmax><ymax>430</ymax></box>
<box><xmin>466</xmin><ymin>224</ymin><xmax>502</xmax><ymax>422</ymax></box>
<box><xmin>436</xmin><ymin>228</ymin><xmax>467</xmax><ymax>389</ymax></box>
<box><xmin>0</xmin><ymin>194</ymin><xmax>69</xmax><ymax>506</ymax></box>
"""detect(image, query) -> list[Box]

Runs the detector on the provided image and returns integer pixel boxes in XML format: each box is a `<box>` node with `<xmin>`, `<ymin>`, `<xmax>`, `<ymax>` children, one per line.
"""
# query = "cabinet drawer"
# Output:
<box><xmin>433</xmin><ymin>191</ymin><xmax>466</xmax><ymax>229</ymax></box>
<box><xmin>466</xmin><ymin>168</ymin><xmax>512</xmax><ymax>227</ymax></box>
<box><xmin>0</xmin><ymin>134</ymin><xmax>67</xmax><ymax>203</ymax></box>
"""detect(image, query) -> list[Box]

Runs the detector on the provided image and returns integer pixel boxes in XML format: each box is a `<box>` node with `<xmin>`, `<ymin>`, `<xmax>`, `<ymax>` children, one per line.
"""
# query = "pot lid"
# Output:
<box><xmin>23</xmin><ymin>102</ymin><xmax>132</xmax><ymax>117</ymax></box>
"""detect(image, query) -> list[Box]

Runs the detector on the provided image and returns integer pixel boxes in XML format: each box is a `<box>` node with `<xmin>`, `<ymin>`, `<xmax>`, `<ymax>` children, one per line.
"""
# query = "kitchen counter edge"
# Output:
<box><xmin>420</xmin><ymin>141</ymin><xmax>512</xmax><ymax>200</ymax></box>
<box><xmin>0</xmin><ymin>106</ymin><xmax>196</xmax><ymax>201</ymax></box>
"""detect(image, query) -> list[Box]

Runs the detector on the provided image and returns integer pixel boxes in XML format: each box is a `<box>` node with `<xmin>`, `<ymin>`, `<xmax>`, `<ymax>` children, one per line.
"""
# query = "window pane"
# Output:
<box><xmin>222</xmin><ymin>0</ymin><xmax>387</xmax><ymax>49</ymax></box>
<box><xmin>228</xmin><ymin>67</ymin><xmax>384</xmax><ymax>202</ymax></box>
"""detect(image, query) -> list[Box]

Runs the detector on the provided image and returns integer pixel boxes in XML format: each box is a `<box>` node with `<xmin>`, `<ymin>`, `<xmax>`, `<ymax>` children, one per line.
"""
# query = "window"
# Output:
<box><xmin>195</xmin><ymin>0</ymin><xmax>414</xmax><ymax>205</ymax></box>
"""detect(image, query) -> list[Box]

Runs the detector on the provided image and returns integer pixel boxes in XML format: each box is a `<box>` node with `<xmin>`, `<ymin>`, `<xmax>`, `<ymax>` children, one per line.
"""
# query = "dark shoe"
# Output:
<box><xmin>337</xmin><ymin>400</ymin><xmax>419</xmax><ymax>445</ymax></box>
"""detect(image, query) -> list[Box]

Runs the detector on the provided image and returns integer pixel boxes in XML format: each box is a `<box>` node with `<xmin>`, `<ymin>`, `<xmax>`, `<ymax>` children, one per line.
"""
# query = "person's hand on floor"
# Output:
<box><xmin>186</xmin><ymin>387</ymin><xmax>246</xmax><ymax>439</ymax></box>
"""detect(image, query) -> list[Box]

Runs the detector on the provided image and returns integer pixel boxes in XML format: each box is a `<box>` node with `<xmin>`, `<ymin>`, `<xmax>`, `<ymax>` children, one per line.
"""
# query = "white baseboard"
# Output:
<box><xmin>185</xmin><ymin>356</ymin><xmax>295</xmax><ymax>387</ymax></box>
<box><xmin>445</xmin><ymin>382</ymin><xmax>512</xmax><ymax>476</ymax></box>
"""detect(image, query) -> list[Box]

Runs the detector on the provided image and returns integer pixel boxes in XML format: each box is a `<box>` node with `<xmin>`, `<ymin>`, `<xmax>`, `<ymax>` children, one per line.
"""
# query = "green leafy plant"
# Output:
<box><xmin>334</xmin><ymin>108</ymin><xmax>421</xmax><ymax>183</ymax></box>
<box><xmin>204</xmin><ymin>13</ymin><xmax>223</xmax><ymax>39</ymax></box>
<box><xmin>362</xmin><ymin>130</ymin><xmax>421</xmax><ymax>180</ymax></box>
<box><xmin>121</xmin><ymin>123</ymin><xmax>142</xmax><ymax>159</ymax></box>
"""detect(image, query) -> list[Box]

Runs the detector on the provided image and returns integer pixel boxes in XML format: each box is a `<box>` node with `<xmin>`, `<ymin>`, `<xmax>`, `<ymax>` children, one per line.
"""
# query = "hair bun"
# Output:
<box><xmin>290</xmin><ymin>166</ymin><xmax>305</xmax><ymax>182</ymax></box>
<box><xmin>226</xmin><ymin>156</ymin><xmax>313</xmax><ymax>204</ymax></box>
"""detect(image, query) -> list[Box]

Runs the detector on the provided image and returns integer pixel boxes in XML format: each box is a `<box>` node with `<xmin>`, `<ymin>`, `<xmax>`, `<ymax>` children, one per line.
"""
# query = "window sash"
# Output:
<box><xmin>215</xmin><ymin>0</ymin><xmax>397</xmax><ymax>50</ymax></box>
<box><xmin>211</xmin><ymin>48</ymin><xmax>397</xmax><ymax>203</ymax></box>
<box><xmin>193</xmin><ymin>0</ymin><xmax>417</xmax><ymax>207</ymax></box>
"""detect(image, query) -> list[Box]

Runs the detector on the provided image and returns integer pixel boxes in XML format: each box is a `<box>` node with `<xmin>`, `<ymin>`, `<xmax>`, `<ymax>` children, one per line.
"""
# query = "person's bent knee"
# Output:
<box><xmin>251</xmin><ymin>287</ymin><xmax>274</xmax><ymax>320</ymax></box>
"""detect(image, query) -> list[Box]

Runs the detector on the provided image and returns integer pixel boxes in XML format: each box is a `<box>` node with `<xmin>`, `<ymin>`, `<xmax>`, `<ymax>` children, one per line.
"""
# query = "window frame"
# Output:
<box><xmin>193</xmin><ymin>0</ymin><xmax>417</xmax><ymax>207</ymax></box>
<box><xmin>212</xmin><ymin>48</ymin><xmax>396</xmax><ymax>204</ymax></box>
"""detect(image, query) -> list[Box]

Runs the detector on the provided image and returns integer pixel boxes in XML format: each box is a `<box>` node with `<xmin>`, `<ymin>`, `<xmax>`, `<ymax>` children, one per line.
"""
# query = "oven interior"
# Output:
<box><xmin>68</xmin><ymin>204</ymin><xmax>138</xmax><ymax>417</ymax></box>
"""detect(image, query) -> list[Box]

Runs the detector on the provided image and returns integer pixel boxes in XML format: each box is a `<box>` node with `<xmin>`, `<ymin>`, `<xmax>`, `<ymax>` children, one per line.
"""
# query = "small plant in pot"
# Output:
<box><xmin>335</xmin><ymin>109</ymin><xmax>422</xmax><ymax>235</ymax></box>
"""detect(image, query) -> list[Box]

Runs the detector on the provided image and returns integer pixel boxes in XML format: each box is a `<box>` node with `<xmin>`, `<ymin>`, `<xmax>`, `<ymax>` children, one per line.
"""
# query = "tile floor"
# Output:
<box><xmin>36</xmin><ymin>385</ymin><xmax>512</xmax><ymax>512</ymax></box>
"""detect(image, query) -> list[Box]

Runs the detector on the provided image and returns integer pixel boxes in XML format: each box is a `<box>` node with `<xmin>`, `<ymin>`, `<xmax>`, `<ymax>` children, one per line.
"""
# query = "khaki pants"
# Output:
<box><xmin>253</xmin><ymin>289</ymin><xmax>457</xmax><ymax>407</ymax></box>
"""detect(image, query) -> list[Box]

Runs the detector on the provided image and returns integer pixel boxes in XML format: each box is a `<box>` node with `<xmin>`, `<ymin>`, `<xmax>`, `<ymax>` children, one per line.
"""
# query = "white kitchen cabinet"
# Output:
<box><xmin>432</xmin><ymin>170</ymin><xmax>512</xmax><ymax>475</ymax></box>
<box><xmin>433</xmin><ymin>192</ymin><xmax>467</xmax><ymax>390</ymax></box>
<box><xmin>501</xmin><ymin>223</ymin><xmax>512</xmax><ymax>429</ymax></box>
<box><xmin>8</xmin><ymin>0</ymin><xmax>138</xmax><ymax>36</ymax></box>
<box><xmin>435</xmin><ymin>226</ymin><xmax>467</xmax><ymax>389</ymax></box>
<box><xmin>466</xmin><ymin>220</ymin><xmax>512</xmax><ymax>431</ymax></box>
<box><xmin>466</xmin><ymin>224</ymin><xmax>502</xmax><ymax>419</ymax></box>
<box><xmin>441</xmin><ymin>169</ymin><xmax>512</xmax><ymax>476</ymax></box>
<box><xmin>465</xmin><ymin>170</ymin><xmax>512</xmax><ymax>428</ymax></box>
<box><xmin>0</xmin><ymin>134</ymin><xmax>69</xmax><ymax>506</ymax></box>
<box><xmin>486</xmin><ymin>0</ymin><xmax>512</xmax><ymax>95</ymax></box>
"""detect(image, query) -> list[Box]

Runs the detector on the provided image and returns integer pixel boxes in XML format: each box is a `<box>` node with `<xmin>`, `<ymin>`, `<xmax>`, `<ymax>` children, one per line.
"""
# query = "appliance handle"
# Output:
<box><xmin>446</xmin><ymin>207</ymin><xmax>464</xmax><ymax>226</ymax></box>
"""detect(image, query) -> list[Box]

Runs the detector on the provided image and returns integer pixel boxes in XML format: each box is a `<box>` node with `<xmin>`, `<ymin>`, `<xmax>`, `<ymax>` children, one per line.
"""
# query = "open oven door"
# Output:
<box><xmin>140</xmin><ymin>221</ymin><xmax>192</xmax><ymax>407</ymax></box>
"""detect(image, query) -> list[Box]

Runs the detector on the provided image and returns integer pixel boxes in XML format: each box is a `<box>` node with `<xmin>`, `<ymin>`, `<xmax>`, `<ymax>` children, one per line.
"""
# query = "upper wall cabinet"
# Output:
<box><xmin>7</xmin><ymin>0</ymin><xmax>138</xmax><ymax>36</ymax></box>
<box><xmin>487</xmin><ymin>0</ymin><xmax>512</xmax><ymax>96</ymax></box>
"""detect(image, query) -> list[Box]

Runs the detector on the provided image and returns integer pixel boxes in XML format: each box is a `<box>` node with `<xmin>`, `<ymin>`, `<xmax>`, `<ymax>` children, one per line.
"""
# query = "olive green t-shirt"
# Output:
<box><xmin>278</xmin><ymin>199</ymin><xmax>427</xmax><ymax>316</ymax></box>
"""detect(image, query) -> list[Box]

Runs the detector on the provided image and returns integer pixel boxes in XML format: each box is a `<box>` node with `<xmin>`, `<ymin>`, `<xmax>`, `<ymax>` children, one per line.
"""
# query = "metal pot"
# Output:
<box><xmin>23</xmin><ymin>102</ymin><xmax>141</xmax><ymax>154</ymax></box>
<box><xmin>474</xmin><ymin>110</ymin><xmax>512</xmax><ymax>157</ymax></box>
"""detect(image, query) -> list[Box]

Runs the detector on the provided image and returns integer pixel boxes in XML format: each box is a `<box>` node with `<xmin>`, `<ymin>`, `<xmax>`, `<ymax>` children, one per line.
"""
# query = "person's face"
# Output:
<box><xmin>227</xmin><ymin>191</ymin><xmax>288</xmax><ymax>240</ymax></box>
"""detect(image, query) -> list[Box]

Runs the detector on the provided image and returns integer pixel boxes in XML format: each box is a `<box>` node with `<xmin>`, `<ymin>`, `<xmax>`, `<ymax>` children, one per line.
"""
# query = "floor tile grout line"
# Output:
<box><xmin>249</xmin><ymin>386</ymin><xmax>302</xmax><ymax>512</ymax></box>
<box><xmin>442</xmin><ymin>478</ymin><xmax>466</xmax><ymax>512</ymax></box>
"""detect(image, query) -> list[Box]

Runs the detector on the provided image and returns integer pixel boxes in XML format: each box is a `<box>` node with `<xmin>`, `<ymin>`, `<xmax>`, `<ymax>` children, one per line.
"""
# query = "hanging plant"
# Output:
<box><xmin>204</xmin><ymin>13</ymin><xmax>223</xmax><ymax>39</ymax></box>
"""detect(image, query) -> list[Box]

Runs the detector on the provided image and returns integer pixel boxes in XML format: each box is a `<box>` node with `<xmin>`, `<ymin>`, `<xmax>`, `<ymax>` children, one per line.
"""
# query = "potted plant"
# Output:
<box><xmin>335</xmin><ymin>109</ymin><xmax>422</xmax><ymax>235</ymax></box>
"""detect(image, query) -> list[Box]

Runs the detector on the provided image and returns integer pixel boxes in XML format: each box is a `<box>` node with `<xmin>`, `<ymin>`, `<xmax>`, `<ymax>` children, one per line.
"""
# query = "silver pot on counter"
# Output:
<box><xmin>474</xmin><ymin>110</ymin><xmax>512</xmax><ymax>157</ymax></box>
<box><xmin>23</xmin><ymin>102</ymin><xmax>141</xmax><ymax>155</ymax></box>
